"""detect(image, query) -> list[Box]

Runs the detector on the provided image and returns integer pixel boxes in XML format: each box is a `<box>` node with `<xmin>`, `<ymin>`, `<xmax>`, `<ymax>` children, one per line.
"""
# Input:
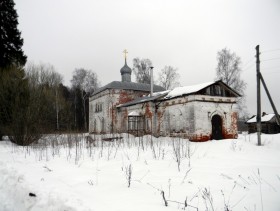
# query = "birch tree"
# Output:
<box><xmin>71</xmin><ymin>68</ymin><xmax>100</xmax><ymax>131</ymax></box>
<box><xmin>215</xmin><ymin>48</ymin><xmax>248</xmax><ymax>117</ymax></box>
<box><xmin>25</xmin><ymin>63</ymin><xmax>65</xmax><ymax>131</ymax></box>
<box><xmin>157</xmin><ymin>66</ymin><xmax>180</xmax><ymax>90</ymax></box>
<box><xmin>132</xmin><ymin>58</ymin><xmax>153</xmax><ymax>84</ymax></box>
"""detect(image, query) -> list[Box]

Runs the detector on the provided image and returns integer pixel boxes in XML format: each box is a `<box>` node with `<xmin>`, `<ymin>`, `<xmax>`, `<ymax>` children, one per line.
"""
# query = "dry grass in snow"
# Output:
<box><xmin>0</xmin><ymin>133</ymin><xmax>280</xmax><ymax>211</ymax></box>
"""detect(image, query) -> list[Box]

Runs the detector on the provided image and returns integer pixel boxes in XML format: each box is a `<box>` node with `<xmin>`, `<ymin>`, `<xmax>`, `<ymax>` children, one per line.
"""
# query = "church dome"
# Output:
<box><xmin>120</xmin><ymin>50</ymin><xmax>132</xmax><ymax>82</ymax></box>
<box><xmin>120</xmin><ymin>60</ymin><xmax>132</xmax><ymax>75</ymax></box>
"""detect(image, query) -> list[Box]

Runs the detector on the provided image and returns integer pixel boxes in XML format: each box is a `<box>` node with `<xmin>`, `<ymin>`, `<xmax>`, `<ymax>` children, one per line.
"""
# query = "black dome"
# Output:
<box><xmin>120</xmin><ymin>60</ymin><xmax>132</xmax><ymax>75</ymax></box>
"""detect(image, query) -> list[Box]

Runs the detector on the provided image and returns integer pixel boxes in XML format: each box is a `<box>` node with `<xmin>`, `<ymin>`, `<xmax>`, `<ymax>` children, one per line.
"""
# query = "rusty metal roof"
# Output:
<box><xmin>92</xmin><ymin>81</ymin><xmax>165</xmax><ymax>96</ymax></box>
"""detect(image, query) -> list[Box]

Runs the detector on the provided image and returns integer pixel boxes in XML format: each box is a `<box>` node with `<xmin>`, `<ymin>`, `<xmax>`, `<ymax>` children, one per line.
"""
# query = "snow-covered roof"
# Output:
<box><xmin>246</xmin><ymin>114</ymin><xmax>275</xmax><ymax>123</ymax></box>
<box><xmin>128</xmin><ymin>111</ymin><xmax>141</xmax><ymax>116</ymax></box>
<box><xmin>117</xmin><ymin>80</ymin><xmax>240</xmax><ymax>108</ymax></box>
<box><xmin>164</xmin><ymin>81</ymin><xmax>215</xmax><ymax>99</ymax></box>
<box><xmin>147</xmin><ymin>90</ymin><xmax>170</xmax><ymax>97</ymax></box>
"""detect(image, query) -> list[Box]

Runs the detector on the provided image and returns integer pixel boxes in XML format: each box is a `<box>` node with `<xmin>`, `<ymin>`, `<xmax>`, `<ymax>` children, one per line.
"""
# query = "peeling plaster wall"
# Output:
<box><xmin>116</xmin><ymin>102</ymin><xmax>154</xmax><ymax>134</ymax></box>
<box><xmin>191</xmin><ymin>101</ymin><xmax>237</xmax><ymax>141</ymax></box>
<box><xmin>156</xmin><ymin>95</ymin><xmax>238</xmax><ymax>141</ymax></box>
<box><xmin>89</xmin><ymin>89</ymin><xmax>150</xmax><ymax>134</ymax></box>
<box><xmin>115</xmin><ymin>104</ymin><xmax>146</xmax><ymax>133</ymax></box>
<box><xmin>90</xmin><ymin>89</ymin><xmax>238</xmax><ymax>141</ymax></box>
<box><xmin>158</xmin><ymin>101</ymin><xmax>194</xmax><ymax>137</ymax></box>
<box><xmin>89</xmin><ymin>90</ymin><xmax>117</xmax><ymax>133</ymax></box>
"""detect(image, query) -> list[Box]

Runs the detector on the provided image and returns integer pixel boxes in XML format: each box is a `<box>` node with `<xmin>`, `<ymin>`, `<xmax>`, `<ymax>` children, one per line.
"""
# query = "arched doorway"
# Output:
<box><xmin>211</xmin><ymin>115</ymin><xmax>223</xmax><ymax>140</ymax></box>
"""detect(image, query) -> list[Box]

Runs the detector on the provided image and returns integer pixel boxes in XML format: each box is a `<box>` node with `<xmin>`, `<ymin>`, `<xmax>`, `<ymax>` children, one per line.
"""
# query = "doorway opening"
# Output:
<box><xmin>211</xmin><ymin>115</ymin><xmax>223</xmax><ymax>140</ymax></box>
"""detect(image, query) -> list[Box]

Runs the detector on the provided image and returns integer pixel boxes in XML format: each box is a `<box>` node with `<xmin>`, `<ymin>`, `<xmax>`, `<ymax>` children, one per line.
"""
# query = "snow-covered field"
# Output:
<box><xmin>0</xmin><ymin>133</ymin><xmax>280</xmax><ymax>211</ymax></box>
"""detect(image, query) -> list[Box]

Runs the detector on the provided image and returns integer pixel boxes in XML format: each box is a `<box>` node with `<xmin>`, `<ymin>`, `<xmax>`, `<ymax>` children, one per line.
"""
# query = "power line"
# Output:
<box><xmin>262</xmin><ymin>57</ymin><xmax>280</xmax><ymax>62</ymax></box>
<box><xmin>243</xmin><ymin>63</ymin><xmax>255</xmax><ymax>72</ymax></box>
<box><xmin>242</xmin><ymin>56</ymin><xmax>255</xmax><ymax>69</ymax></box>
<box><xmin>263</xmin><ymin>71</ymin><xmax>280</xmax><ymax>75</ymax></box>
<box><xmin>261</xmin><ymin>65</ymin><xmax>280</xmax><ymax>71</ymax></box>
<box><xmin>261</xmin><ymin>48</ymin><xmax>280</xmax><ymax>54</ymax></box>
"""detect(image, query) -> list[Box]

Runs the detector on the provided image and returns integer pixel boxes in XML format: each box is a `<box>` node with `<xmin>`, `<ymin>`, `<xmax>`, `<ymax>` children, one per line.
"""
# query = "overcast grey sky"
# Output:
<box><xmin>15</xmin><ymin>0</ymin><xmax>280</xmax><ymax>116</ymax></box>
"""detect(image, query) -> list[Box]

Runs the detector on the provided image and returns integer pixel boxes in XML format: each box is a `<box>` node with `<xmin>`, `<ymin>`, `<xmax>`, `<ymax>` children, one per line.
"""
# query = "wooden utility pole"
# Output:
<box><xmin>259</xmin><ymin>73</ymin><xmax>280</xmax><ymax>126</ymax></box>
<box><xmin>256</xmin><ymin>45</ymin><xmax>261</xmax><ymax>146</ymax></box>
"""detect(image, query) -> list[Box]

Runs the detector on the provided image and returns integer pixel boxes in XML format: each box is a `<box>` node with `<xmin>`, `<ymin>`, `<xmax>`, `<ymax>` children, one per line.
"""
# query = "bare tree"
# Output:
<box><xmin>2</xmin><ymin>63</ymin><xmax>61</xmax><ymax>145</ymax></box>
<box><xmin>215</xmin><ymin>48</ymin><xmax>248</xmax><ymax>117</ymax></box>
<box><xmin>1</xmin><ymin>62</ymin><xmax>71</xmax><ymax>145</ymax></box>
<box><xmin>26</xmin><ymin>63</ymin><xmax>64</xmax><ymax>130</ymax></box>
<box><xmin>71</xmin><ymin>68</ymin><xmax>100</xmax><ymax>131</ymax></box>
<box><xmin>132</xmin><ymin>58</ymin><xmax>153</xmax><ymax>84</ymax></box>
<box><xmin>157</xmin><ymin>66</ymin><xmax>180</xmax><ymax>90</ymax></box>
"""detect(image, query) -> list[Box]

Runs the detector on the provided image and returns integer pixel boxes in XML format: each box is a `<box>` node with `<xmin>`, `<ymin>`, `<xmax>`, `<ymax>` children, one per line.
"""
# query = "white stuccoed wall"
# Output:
<box><xmin>156</xmin><ymin>95</ymin><xmax>238</xmax><ymax>141</ymax></box>
<box><xmin>90</xmin><ymin>89</ymin><xmax>238</xmax><ymax>141</ymax></box>
<box><xmin>89</xmin><ymin>89</ymin><xmax>152</xmax><ymax>134</ymax></box>
<box><xmin>89</xmin><ymin>90</ymin><xmax>117</xmax><ymax>133</ymax></box>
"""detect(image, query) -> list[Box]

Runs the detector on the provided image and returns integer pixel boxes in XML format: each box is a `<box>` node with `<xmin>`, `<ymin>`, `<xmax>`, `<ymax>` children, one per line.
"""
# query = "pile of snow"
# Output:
<box><xmin>0</xmin><ymin>133</ymin><xmax>280</xmax><ymax>211</ymax></box>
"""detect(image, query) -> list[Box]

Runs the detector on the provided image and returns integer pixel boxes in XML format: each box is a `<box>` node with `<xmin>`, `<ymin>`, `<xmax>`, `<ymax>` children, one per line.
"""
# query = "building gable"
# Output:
<box><xmin>164</xmin><ymin>80</ymin><xmax>240</xmax><ymax>100</ymax></box>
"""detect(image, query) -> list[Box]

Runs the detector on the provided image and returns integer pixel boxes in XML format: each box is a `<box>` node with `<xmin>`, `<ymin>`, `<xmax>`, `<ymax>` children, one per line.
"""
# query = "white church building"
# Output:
<box><xmin>89</xmin><ymin>55</ymin><xmax>240</xmax><ymax>141</ymax></box>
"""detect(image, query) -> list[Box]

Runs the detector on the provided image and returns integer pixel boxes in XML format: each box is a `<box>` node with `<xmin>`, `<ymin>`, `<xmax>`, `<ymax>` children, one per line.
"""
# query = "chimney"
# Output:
<box><xmin>150</xmin><ymin>66</ymin><xmax>154</xmax><ymax>97</ymax></box>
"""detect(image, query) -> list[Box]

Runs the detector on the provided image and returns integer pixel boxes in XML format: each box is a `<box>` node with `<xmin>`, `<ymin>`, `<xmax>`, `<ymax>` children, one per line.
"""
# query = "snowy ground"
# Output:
<box><xmin>0</xmin><ymin>133</ymin><xmax>280</xmax><ymax>211</ymax></box>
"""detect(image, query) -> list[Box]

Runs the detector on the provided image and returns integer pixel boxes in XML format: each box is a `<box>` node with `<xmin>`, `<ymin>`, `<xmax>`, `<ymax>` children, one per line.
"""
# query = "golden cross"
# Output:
<box><xmin>123</xmin><ymin>49</ymin><xmax>128</xmax><ymax>59</ymax></box>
